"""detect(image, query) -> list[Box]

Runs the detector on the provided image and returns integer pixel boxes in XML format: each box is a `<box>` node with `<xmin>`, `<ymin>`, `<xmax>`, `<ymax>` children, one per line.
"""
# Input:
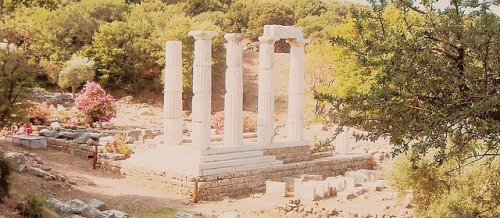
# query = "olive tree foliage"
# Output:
<box><xmin>58</xmin><ymin>55</ymin><xmax>95</xmax><ymax>97</ymax></box>
<box><xmin>313</xmin><ymin>0</ymin><xmax>499</xmax><ymax>215</ymax></box>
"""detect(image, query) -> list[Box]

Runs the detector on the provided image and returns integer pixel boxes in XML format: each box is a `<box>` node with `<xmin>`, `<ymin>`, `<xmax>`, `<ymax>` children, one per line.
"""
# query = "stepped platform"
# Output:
<box><xmin>112</xmin><ymin>140</ymin><xmax>372</xmax><ymax>200</ymax></box>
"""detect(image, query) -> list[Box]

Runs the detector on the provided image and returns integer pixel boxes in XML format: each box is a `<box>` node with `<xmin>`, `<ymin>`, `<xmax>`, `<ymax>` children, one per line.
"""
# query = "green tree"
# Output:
<box><xmin>291</xmin><ymin>0</ymin><xmax>326</xmax><ymax>20</ymax></box>
<box><xmin>314</xmin><ymin>0</ymin><xmax>499</xmax><ymax>215</ymax></box>
<box><xmin>226</xmin><ymin>0</ymin><xmax>295</xmax><ymax>40</ymax></box>
<box><xmin>58</xmin><ymin>55</ymin><xmax>95</xmax><ymax>97</ymax></box>
<box><xmin>0</xmin><ymin>43</ymin><xmax>36</xmax><ymax>128</ymax></box>
<box><xmin>85</xmin><ymin>0</ymin><xmax>225</xmax><ymax>109</ymax></box>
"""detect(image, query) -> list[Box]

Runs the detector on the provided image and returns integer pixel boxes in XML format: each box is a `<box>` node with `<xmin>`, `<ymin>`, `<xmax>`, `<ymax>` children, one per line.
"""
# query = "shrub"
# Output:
<box><xmin>211</xmin><ymin>111</ymin><xmax>257</xmax><ymax>134</ymax></box>
<box><xmin>386</xmin><ymin>152</ymin><xmax>500</xmax><ymax>217</ymax></box>
<box><xmin>105</xmin><ymin>140</ymin><xmax>132</xmax><ymax>158</ymax></box>
<box><xmin>72</xmin><ymin>81</ymin><xmax>116</xmax><ymax>126</ymax></box>
<box><xmin>18</xmin><ymin>194</ymin><xmax>45</xmax><ymax>218</ymax></box>
<box><xmin>28</xmin><ymin>101</ymin><xmax>52</xmax><ymax>125</ymax></box>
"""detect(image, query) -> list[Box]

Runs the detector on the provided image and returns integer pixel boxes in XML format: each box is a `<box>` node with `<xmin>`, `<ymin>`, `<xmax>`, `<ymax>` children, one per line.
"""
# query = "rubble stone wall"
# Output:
<box><xmin>263</xmin><ymin>145</ymin><xmax>312</xmax><ymax>164</ymax></box>
<box><xmin>99</xmin><ymin>154</ymin><xmax>371</xmax><ymax>201</ymax></box>
<box><xmin>197</xmin><ymin>155</ymin><xmax>371</xmax><ymax>200</ymax></box>
<box><xmin>47</xmin><ymin>138</ymin><xmax>94</xmax><ymax>158</ymax></box>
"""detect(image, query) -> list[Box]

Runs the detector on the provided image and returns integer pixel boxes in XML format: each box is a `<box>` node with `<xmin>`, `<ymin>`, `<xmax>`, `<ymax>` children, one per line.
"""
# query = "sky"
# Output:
<box><xmin>340</xmin><ymin>0</ymin><xmax>500</xmax><ymax>15</ymax></box>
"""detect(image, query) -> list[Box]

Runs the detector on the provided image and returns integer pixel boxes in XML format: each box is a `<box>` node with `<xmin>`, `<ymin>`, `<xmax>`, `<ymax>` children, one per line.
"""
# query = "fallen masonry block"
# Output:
<box><xmin>362</xmin><ymin>182</ymin><xmax>383</xmax><ymax>192</ymax></box>
<box><xmin>266</xmin><ymin>181</ymin><xmax>287</xmax><ymax>197</ymax></box>
<box><xmin>337</xmin><ymin>191</ymin><xmax>357</xmax><ymax>200</ymax></box>
<box><xmin>295</xmin><ymin>182</ymin><xmax>318</xmax><ymax>201</ymax></box>
<box><xmin>326</xmin><ymin>177</ymin><xmax>345</xmax><ymax>192</ymax></box>
<box><xmin>354</xmin><ymin>187</ymin><xmax>368</xmax><ymax>196</ymax></box>
<box><xmin>344</xmin><ymin>177</ymin><xmax>356</xmax><ymax>189</ymax></box>
<box><xmin>284</xmin><ymin>177</ymin><xmax>303</xmax><ymax>192</ymax></box>
<box><xmin>345</xmin><ymin>171</ymin><xmax>368</xmax><ymax>185</ymax></box>
<box><xmin>357</xmin><ymin>169</ymin><xmax>381</xmax><ymax>182</ymax></box>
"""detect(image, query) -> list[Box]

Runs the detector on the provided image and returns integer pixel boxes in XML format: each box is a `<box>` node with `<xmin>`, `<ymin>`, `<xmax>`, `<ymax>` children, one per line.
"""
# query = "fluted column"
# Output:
<box><xmin>257</xmin><ymin>36</ymin><xmax>278</xmax><ymax>143</ymax></box>
<box><xmin>287</xmin><ymin>38</ymin><xmax>309</xmax><ymax>142</ymax></box>
<box><xmin>223</xmin><ymin>33</ymin><xmax>244</xmax><ymax>147</ymax></box>
<box><xmin>189</xmin><ymin>30</ymin><xmax>218</xmax><ymax>149</ymax></box>
<box><xmin>164</xmin><ymin>41</ymin><xmax>183</xmax><ymax>146</ymax></box>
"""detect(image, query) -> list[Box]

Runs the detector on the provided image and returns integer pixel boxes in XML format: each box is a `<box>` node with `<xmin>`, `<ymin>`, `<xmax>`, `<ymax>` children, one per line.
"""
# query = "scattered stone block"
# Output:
<box><xmin>362</xmin><ymin>182</ymin><xmax>383</xmax><ymax>192</ymax></box>
<box><xmin>357</xmin><ymin>169</ymin><xmax>380</xmax><ymax>182</ymax></box>
<box><xmin>326</xmin><ymin>177</ymin><xmax>345</xmax><ymax>192</ymax></box>
<box><xmin>82</xmin><ymin>207</ymin><xmax>103</xmax><ymax>218</ymax></box>
<box><xmin>337</xmin><ymin>191</ymin><xmax>356</xmax><ymax>200</ymax></box>
<box><xmin>65</xmin><ymin>199</ymin><xmax>87</xmax><ymax>214</ymax></box>
<box><xmin>344</xmin><ymin>177</ymin><xmax>356</xmax><ymax>189</ymax></box>
<box><xmin>101</xmin><ymin>210</ymin><xmax>129</xmax><ymax>218</ymax></box>
<box><xmin>284</xmin><ymin>177</ymin><xmax>303</xmax><ymax>192</ymax></box>
<box><xmin>295</xmin><ymin>182</ymin><xmax>318</xmax><ymax>201</ymax></box>
<box><xmin>87</xmin><ymin>199</ymin><xmax>106</xmax><ymax>210</ymax></box>
<box><xmin>50</xmin><ymin>122</ymin><xmax>61</xmax><ymax>131</ymax></box>
<box><xmin>265</xmin><ymin>181</ymin><xmax>287</xmax><ymax>197</ymax></box>
<box><xmin>345</xmin><ymin>171</ymin><xmax>367</xmax><ymax>185</ymax></box>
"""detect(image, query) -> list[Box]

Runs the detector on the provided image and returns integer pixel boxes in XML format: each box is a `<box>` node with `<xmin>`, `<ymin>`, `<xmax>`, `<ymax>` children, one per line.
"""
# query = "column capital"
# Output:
<box><xmin>189</xmin><ymin>30</ymin><xmax>218</xmax><ymax>40</ymax></box>
<box><xmin>258</xmin><ymin>36</ymin><xmax>279</xmax><ymax>44</ymax></box>
<box><xmin>287</xmin><ymin>38</ymin><xmax>310</xmax><ymax>47</ymax></box>
<box><xmin>224</xmin><ymin>33</ymin><xmax>244</xmax><ymax>42</ymax></box>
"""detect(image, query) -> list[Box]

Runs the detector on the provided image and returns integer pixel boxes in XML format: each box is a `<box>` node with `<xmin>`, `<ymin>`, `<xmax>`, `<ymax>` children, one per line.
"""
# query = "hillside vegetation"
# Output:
<box><xmin>1</xmin><ymin>0</ymin><xmax>499</xmax><ymax>216</ymax></box>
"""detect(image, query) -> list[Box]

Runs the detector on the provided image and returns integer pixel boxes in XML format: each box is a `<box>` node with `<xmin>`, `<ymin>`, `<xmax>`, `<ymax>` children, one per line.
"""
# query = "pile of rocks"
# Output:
<box><xmin>276</xmin><ymin>200</ymin><xmax>341</xmax><ymax>217</ymax></box>
<box><xmin>47</xmin><ymin>197</ymin><xmax>128</xmax><ymax>218</ymax></box>
<box><xmin>3</xmin><ymin>150</ymin><xmax>74</xmax><ymax>184</ymax></box>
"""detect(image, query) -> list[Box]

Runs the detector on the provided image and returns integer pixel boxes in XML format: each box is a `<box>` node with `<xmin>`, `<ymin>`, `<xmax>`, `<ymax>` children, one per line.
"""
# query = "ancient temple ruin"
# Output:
<box><xmin>121</xmin><ymin>25</ymin><xmax>371</xmax><ymax>200</ymax></box>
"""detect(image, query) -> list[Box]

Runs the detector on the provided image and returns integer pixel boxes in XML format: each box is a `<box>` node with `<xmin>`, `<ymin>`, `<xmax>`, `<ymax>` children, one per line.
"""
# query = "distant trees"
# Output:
<box><xmin>58</xmin><ymin>55</ymin><xmax>95</xmax><ymax>97</ymax></box>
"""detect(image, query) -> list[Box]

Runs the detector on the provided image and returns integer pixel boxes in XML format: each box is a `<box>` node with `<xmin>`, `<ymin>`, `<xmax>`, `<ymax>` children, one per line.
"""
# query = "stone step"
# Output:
<box><xmin>199</xmin><ymin>156</ymin><xmax>278</xmax><ymax>170</ymax></box>
<box><xmin>200</xmin><ymin>150</ymin><xmax>264</xmax><ymax>163</ymax></box>
<box><xmin>200</xmin><ymin>160</ymin><xmax>283</xmax><ymax>176</ymax></box>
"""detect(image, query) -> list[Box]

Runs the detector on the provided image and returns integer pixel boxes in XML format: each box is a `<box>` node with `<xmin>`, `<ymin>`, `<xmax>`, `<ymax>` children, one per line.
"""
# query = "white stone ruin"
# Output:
<box><xmin>125</xmin><ymin>25</ymin><xmax>324</xmax><ymax>176</ymax></box>
<box><xmin>159</xmin><ymin>25</ymin><xmax>311</xmax><ymax>176</ymax></box>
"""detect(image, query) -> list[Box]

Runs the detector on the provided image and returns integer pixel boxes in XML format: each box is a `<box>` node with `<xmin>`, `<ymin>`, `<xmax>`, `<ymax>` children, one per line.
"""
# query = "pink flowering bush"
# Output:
<box><xmin>72</xmin><ymin>82</ymin><xmax>116</xmax><ymax>126</ymax></box>
<box><xmin>211</xmin><ymin>111</ymin><xmax>257</xmax><ymax>133</ymax></box>
<box><xmin>28</xmin><ymin>101</ymin><xmax>52</xmax><ymax>125</ymax></box>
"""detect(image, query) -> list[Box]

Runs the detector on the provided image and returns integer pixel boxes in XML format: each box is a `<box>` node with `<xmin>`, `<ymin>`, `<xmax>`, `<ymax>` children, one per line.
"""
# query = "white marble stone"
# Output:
<box><xmin>257</xmin><ymin>36</ymin><xmax>278</xmax><ymax>143</ymax></box>
<box><xmin>336</xmin><ymin>129</ymin><xmax>351</xmax><ymax>155</ymax></box>
<box><xmin>266</xmin><ymin>181</ymin><xmax>287</xmax><ymax>197</ymax></box>
<box><xmin>286</xmin><ymin>38</ymin><xmax>309</xmax><ymax>142</ymax></box>
<box><xmin>223</xmin><ymin>33</ymin><xmax>244</xmax><ymax>147</ymax></box>
<box><xmin>164</xmin><ymin>41</ymin><xmax>183</xmax><ymax>146</ymax></box>
<box><xmin>189</xmin><ymin>30</ymin><xmax>218</xmax><ymax>149</ymax></box>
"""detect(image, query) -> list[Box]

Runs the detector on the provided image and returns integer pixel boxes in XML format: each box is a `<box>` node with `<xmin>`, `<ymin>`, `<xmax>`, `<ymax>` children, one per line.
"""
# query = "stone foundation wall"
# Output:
<box><xmin>263</xmin><ymin>145</ymin><xmax>312</xmax><ymax>164</ymax></box>
<box><xmin>47</xmin><ymin>138</ymin><xmax>94</xmax><ymax>158</ymax></box>
<box><xmin>100</xmin><ymin>154</ymin><xmax>372</xmax><ymax>201</ymax></box>
<box><xmin>196</xmin><ymin>155</ymin><xmax>371</xmax><ymax>200</ymax></box>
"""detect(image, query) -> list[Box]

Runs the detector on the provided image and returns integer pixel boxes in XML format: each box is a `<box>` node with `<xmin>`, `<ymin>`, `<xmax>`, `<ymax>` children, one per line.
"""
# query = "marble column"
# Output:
<box><xmin>164</xmin><ymin>41</ymin><xmax>183</xmax><ymax>146</ymax></box>
<box><xmin>257</xmin><ymin>36</ymin><xmax>278</xmax><ymax>143</ymax></box>
<box><xmin>223</xmin><ymin>33</ymin><xmax>244</xmax><ymax>147</ymax></box>
<box><xmin>189</xmin><ymin>30</ymin><xmax>218</xmax><ymax>149</ymax></box>
<box><xmin>287</xmin><ymin>38</ymin><xmax>309</xmax><ymax>142</ymax></box>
